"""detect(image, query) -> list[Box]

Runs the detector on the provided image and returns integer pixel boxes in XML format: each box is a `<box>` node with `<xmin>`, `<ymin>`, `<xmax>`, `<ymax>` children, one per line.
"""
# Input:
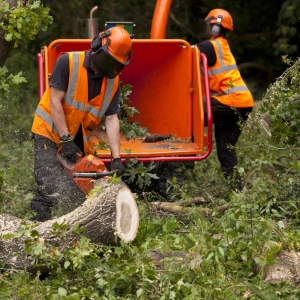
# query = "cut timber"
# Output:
<box><xmin>263</xmin><ymin>250</ymin><xmax>300</xmax><ymax>286</ymax></box>
<box><xmin>0</xmin><ymin>178</ymin><xmax>139</xmax><ymax>273</ymax></box>
<box><xmin>151</xmin><ymin>201</ymin><xmax>229</xmax><ymax>216</ymax></box>
<box><xmin>115</xmin><ymin>186</ymin><xmax>139</xmax><ymax>242</ymax></box>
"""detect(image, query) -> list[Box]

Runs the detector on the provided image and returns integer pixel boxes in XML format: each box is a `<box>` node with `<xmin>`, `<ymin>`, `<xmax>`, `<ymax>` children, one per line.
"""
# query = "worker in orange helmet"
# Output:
<box><xmin>30</xmin><ymin>27</ymin><xmax>132</xmax><ymax>221</ymax></box>
<box><xmin>197</xmin><ymin>8</ymin><xmax>254</xmax><ymax>191</ymax></box>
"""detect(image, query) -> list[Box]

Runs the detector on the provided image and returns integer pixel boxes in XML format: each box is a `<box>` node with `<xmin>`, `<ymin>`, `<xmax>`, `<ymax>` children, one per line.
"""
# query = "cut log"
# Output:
<box><xmin>263</xmin><ymin>250</ymin><xmax>300</xmax><ymax>286</ymax></box>
<box><xmin>0</xmin><ymin>178</ymin><xmax>139</xmax><ymax>273</ymax></box>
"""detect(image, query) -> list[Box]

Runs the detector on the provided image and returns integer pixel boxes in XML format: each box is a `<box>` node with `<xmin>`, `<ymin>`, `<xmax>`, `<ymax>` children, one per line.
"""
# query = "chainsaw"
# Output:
<box><xmin>56</xmin><ymin>151</ymin><xmax>118</xmax><ymax>195</ymax></box>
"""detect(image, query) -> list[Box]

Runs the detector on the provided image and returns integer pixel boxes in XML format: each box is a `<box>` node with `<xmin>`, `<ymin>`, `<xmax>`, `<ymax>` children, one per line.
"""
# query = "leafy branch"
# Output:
<box><xmin>123</xmin><ymin>158</ymin><xmax>159</xmax><ymax>189</ymax></box>
<box><xmin>0</xmin><ymin>66</ymin><xmax>26</xmax><ymax>93</ymax></box>
<box><xmin>0</xmin><ymin>0</ymin><xmax>53</xmax><ymax>47</ymax></box>
<box><xmin>119</xmin><ymin>83</ymin><xmax>149</xmax><ymax>140</ymax></box>
<box><xmin>251</xmin><ymin>57</ymin><xmax>300</xmax><ymax>148</ymax></box>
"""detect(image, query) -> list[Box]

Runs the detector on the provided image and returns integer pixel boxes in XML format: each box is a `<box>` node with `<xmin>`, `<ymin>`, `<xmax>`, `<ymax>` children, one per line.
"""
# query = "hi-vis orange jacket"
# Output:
<box><xmin>31</xmin><ymin>52</ymin><xmax>119</xmax><ymax>154</ymax></box>
<box><xmin>203</xmin><ymin>37</ymin><xmax>253</xmax><ymax>108</ymax></box>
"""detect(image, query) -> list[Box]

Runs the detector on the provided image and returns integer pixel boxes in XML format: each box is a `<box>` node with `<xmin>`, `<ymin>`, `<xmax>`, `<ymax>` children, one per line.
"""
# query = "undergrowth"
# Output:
<box><xmin>1</xmin><ymin>121</ymin><xmax>300</xmax><ymax>299</ymax></box>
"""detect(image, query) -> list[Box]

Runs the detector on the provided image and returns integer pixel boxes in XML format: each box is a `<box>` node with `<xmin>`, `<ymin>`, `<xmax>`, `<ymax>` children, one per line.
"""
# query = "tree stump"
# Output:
<box><xmin>0</xmin><ymin>178</ymin><xmax>139</xmax><ymax>273</ymax></box>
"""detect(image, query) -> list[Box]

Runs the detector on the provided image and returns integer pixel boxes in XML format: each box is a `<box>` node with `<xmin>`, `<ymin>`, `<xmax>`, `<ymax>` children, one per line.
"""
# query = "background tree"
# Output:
<box><xmin>0</xmin><ymin>0</ymin><xmax>52</xmax><ymax>67</ymax></box>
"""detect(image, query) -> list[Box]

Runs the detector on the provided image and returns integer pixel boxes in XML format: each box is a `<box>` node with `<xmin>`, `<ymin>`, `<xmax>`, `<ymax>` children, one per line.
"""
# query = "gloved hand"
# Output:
<box><xmin>61</xmin><ymin>140</ymin><xmax>83</xmax><ymax>162</ymax></box>
<box><xmin>112</xmin><ymin>158</ymin><xmax>125</xmax><ymax>176</ymax></box>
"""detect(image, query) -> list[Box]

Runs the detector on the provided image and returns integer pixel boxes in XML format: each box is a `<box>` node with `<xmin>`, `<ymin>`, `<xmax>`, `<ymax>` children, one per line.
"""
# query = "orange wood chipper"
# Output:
<box><xmin>36</xmin><ymin>0</ymin><xmax>212</xmax><ymax>194</ymax></box>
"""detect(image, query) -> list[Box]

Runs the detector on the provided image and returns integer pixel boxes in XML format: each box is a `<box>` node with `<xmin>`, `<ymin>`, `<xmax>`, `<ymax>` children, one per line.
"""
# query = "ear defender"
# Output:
<box><xmin>211</xmin><ymin>15</ymin><xmax>223</xmax><ymax>37</ymax></box>
<box><xmin>90</xmin><ymin>30</ymin><xmax>112</xmax><ymax>52</ymax></box>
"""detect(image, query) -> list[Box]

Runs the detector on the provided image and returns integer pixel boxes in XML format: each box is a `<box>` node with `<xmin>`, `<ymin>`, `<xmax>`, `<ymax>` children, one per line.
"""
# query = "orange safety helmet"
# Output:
<box><xmin>205</xmin><ymin>8</ymin><xmax>233</xmax><ymax>31</ymax></box>
<box><xmin>90</xmin><ymin>27</ymin><xmax>132</xmax><ymax>78</ymax></box>
<box><xmin>102</xmin><ymin>26</ymin><xmax>132</xmax><ymax>63</ymax></box>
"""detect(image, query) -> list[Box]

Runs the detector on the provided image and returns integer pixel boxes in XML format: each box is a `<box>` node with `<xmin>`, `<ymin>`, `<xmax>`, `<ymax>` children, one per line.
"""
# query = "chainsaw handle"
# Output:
<box><xmin>72</xmin><ymin>169</ymin><xmax>119</xmax><ymax>179</ymax></box>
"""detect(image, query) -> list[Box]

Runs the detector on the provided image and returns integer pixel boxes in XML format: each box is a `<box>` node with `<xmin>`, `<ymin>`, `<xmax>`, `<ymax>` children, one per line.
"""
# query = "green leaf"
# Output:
<box><xmin>137</xmin><ymin>288</ymin><xmax>143</xmax><ymax>297</ymax></box>
<box><xmin>64</xmin><ymin>261</ymin><xmax>70</xmax><ymax>269</ymax></box>
<box><xmin>114</xmin><ymin>247</ymin><xmax>123</xmax><ymax>257</ymax></box>
<box><xmin>58</xmin><ymin>287</ymin><xmax>67</xmax><ymax>297</ymax></box>
<box><xmin>2</xmin><ymin>233</ymin><xmax>15</xmax><ymax>239</ymax></box>
<box><xmin>5</xmin><ymin>33</ymin><xmax>12</xmax><ymax>41</ymax></box>
<box><xmin>218</xmin><ymin>247</ymin><xmax>225</xmax><ymax>257</ymax></box>
<box><xmin>206</xmin><ymin>252</ymin><xmax>214</xmax><ymax>261</ymax></box>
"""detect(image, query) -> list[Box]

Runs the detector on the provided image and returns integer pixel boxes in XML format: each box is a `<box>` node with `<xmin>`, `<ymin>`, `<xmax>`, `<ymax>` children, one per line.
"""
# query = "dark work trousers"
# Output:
<box><xmin>31</xmin><ymin>135</ymin><xmax>86</xmax><ymax>221</ymax></box>
<box><xmin>204</xmin><ymin>98</ymin><xmax>253</xmax><ymax>176</ymax></box>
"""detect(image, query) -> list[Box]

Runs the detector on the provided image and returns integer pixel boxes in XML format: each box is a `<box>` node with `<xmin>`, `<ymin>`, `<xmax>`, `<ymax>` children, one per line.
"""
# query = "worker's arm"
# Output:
<box><xmin>50</xmin><ymin>86</ymin><xmax>83</xmax><ymax>162</ymax></box>
<box><xmin>105</xmin><ymin>114</ymin><xmax>120</xmax><ymax>159</ymax></box>
<box><xmin>197</xmin><ymin>40</ymin><xmax>217</xmax><ymax>66</ymax></box>
<box><xmin>50</xmin><ymin>87</ymin><xmax>69</xmax><ymax>136</ymax></box>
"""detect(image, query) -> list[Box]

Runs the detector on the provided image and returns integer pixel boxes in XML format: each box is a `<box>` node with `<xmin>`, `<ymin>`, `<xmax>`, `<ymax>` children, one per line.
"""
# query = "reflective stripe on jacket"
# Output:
<box><xmin>202</xmin><ymin>37</ymin><xmax>253</xmax><ymax>108</ymax></box>
<box><xmin>31</xmin><ymin>51</ymin><xmax>119</xmax><ymax>153</ymax></box>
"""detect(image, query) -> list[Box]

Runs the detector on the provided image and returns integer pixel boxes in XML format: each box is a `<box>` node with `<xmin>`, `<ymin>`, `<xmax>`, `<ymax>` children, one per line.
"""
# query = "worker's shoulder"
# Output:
<box><xmin>55</xmin><ymin>53</ymin><xmax>70</xmax><ymax>65</ymax></box>
<box><xmin>197</xmin><ymin>40</ymin><xmax>214</xmax><ymax>51</ymax></box>
<box><xmin>197</xmin><ymin>40</ymin><xmax>213</xmax><ymax>47</ymax></box>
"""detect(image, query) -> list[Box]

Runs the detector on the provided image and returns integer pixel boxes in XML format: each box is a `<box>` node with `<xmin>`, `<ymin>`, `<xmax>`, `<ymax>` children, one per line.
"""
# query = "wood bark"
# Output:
<box><xmin>0</xmin><ymin>178</ymin><xmax>139</xmax><ymax>273</ymax></box>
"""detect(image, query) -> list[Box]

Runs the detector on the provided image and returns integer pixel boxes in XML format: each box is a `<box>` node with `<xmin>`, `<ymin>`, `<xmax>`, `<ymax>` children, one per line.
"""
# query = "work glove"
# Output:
<box><xmin>61</xmin><ymin>140</ymin><xmax>83</xmax><ymax>162</ymax></box>
<box><xmin>112</xmin><ymin>158</ymin><xmax>125</xmax><ymax>176</ymax></box>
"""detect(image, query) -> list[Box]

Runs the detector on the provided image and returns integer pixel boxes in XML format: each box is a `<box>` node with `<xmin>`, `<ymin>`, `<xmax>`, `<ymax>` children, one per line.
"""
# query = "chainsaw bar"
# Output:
<box><xmin>72</xmin><ymin>170</ymin><xmax>118</xmax><ymax>179</ymax></box>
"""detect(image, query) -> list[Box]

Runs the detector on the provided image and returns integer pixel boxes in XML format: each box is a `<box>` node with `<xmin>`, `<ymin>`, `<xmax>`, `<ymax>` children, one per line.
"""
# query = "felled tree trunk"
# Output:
<box><xmin>0</xmin><ymin>178</ymin><xmax>139</xmax><ymax>273</ymax></box>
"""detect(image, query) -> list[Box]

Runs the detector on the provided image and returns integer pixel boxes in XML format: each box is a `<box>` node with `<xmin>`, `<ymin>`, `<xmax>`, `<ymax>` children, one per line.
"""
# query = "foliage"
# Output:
<box><xmin>119</xmin><ymin>83</ymin><xmax>149</xmax><ymax>140</ymax></box>
<box><xmin>274</xmin><ymin>0</ymin><xmax>300</xmax><ymax>56</ymax></box>
<box><xmin>123</xmin><ymin>158</ymin><xmax>159</xmax><ymax>190</ymax></box>
<box><xmin>0</xmin><ymin>0</ymin><xmax>52</xmax><ymax>119</ymax></box>
<box><xmin>0</xmin><ymin>0</ymin><xmax>52</xmax><ymax>48</ymax></box>
<box><xmin>0</xmin><ymin>139</ymin><xmax>34</xmax><ymax>218</ymax></box>
<box><xmin>250</xmin><ymin>56</ymin><xmax>300</xmax><ymax>148</ymax></box>
<box><xmin>0</xmin><ymin>66</ymin><xmax>26</xmax><ymax>93</ymax></box>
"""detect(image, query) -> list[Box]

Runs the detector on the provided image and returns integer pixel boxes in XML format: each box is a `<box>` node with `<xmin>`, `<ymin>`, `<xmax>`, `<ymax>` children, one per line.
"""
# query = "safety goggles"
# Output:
<box><xmin>91</xmin><ymin>37</ymin><xmax>132</xmax><ymax>79</ymax></box>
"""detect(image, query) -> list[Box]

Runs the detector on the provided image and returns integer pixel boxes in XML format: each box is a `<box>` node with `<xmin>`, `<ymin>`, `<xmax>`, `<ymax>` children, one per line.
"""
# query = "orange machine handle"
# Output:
<box><xmin>37</xmin><ymin>52</ymin><xmax>44</xmax><ymax>101</ymax></box>
<box><xmin>150</xmin><ymin>0</ymin><xmax>173</xmax><ymax>39</ymax></box>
